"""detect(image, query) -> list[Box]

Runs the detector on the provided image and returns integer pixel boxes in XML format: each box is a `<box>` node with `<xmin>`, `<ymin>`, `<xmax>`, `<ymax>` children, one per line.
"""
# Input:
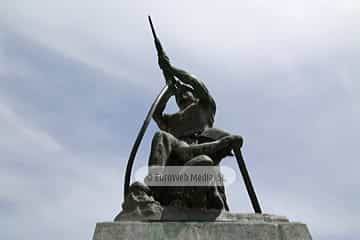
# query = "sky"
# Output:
<box><xmin>1</xmin><ymin>1</ymin><xmax>360</xmax><ymax>239</ymax></box>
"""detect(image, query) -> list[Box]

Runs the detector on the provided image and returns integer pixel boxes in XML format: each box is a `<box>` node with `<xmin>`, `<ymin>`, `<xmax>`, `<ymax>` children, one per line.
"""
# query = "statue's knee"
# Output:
<box><xmin>153</xmin><ymin>131</ymin><xmax>167</xmax><ymax>144</ymax></box>
<box><xmin>186</xmin><ymin>155</ymin><xmax>214</xmax><ymax>166</ymax></box>
<box><xmin>153</xmin><ymin>130</ymin><xmax>164</xmax><ymax>139</ymax></box>
<box><xmin>199</xmin><ymin>155</ymin><xmax>213</xmax><ymax>164</ymax></box>
<box><xmin>154</xmin><ymin>130</ymin><xmax>174</xmax><ymax>140</ymax></box>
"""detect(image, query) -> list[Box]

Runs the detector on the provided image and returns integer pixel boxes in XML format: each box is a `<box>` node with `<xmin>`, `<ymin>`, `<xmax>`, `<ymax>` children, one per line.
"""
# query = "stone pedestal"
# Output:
<box><xmin>93</xmin><ymin>213</ymin><xmax>312</xmax><ymax>240</ymax></box>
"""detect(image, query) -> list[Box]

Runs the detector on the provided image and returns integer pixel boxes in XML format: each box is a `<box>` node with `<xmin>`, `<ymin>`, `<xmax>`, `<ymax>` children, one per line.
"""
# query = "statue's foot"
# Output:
<box><xmin>209</xmin><ymin>190</ymin><xmax>226</xmax><ymax>210</ymax></box>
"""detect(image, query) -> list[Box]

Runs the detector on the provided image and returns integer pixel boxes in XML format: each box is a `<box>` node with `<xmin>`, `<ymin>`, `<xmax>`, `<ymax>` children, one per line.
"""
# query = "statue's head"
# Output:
<box><xmin>175</xmin><ymin>85</ymin><xmax>196</xmax><ymax>110</ymax></box>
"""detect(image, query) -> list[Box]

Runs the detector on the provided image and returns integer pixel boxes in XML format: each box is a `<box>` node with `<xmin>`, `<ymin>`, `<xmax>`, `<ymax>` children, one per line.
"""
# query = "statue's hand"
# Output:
<box><xmin>220</xmin><ymin>135</ymin><xmax>243</xmax><ymax>149</ymax></box>
<box><xmin>167</xmin><ymin>79</ymin><xmax>177</xmax><ymax>94</ymax></box>
<box><xmin>231</xmin><ymin>135</ymin><xmax>243</xmax><ymax>149</ymax></box>
<box><xmin>158</xmin><ymin>53</ymin><xmax>172</xmax><ymax>72</ymax></box>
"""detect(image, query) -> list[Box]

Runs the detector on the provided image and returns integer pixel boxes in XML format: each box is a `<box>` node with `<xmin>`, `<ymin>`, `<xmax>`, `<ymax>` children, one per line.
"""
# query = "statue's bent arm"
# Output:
<box><xmin>171</xmin><ymin>66</ymin><xmax>212</xmax><ymax>104</ymax></box>
<box><xmin>153</xmin><ymin>86</ymin><xmax>172</xmax><ymax>130</ymax></box>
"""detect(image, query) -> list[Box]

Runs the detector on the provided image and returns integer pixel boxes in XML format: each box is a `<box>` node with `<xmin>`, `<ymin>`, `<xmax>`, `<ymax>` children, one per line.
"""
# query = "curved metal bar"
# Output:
<box><xmin>123</xmin><ymin>85</ymin><xmax>169</xmax><ymax>198</ymax></box>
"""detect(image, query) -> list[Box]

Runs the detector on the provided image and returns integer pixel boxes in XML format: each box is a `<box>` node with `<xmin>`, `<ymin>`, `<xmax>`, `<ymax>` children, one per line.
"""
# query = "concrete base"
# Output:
<box><xmin>93</xmin><ymin>214</ymin><xmax>312</xmax><ymax>240</ymax></box>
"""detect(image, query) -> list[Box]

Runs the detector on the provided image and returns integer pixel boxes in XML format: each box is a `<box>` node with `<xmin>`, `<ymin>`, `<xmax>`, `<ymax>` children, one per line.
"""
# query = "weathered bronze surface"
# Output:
<box><xmin>120</xmin><ymin>17</ymin><xmax>262</xmax><ymax>220</ymax></box>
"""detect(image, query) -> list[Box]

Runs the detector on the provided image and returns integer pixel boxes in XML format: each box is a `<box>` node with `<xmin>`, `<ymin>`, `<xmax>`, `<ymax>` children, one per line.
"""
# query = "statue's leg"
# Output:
<box><xmin>184</xmin><ymin>154</ymin><xmax>214</xmax><ymax>166</ymax></box>
<box><xmin>173</xmin><ymin>138</ymin><xmax>231</xmax><ymax>162</ymax></box>
<box><xmin>147</xmin><ymin>131</ymin><xmax>187</xmax><ymax>205</ymax></box>
<box><xmin>184</xmin><ymin>155</ymin><xmax>229</xmax><ymax>210</ymax></box>
<box><xmin>181</xmin><ymin>155</ymin><xmax>227</xmax><ymax>210</ymax></box>
<box><xmin>149</xmin><ymin>131</ymin><xmax>178</xmax><ymax>167</ymax></box>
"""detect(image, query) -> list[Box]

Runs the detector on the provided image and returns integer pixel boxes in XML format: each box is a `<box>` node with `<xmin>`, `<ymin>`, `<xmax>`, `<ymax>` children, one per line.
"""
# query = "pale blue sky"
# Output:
<box><xmin>1</xmin><ymin>1</ymin><xmax>359</xmax><ymax>239</ymax></box>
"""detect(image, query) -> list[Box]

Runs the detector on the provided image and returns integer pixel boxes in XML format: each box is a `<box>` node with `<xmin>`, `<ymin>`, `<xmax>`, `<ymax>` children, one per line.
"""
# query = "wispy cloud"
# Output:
<box><xmin>1</xmin><ymin>1</ymin><xmax>359</xmax><ymax>240</ymax></box>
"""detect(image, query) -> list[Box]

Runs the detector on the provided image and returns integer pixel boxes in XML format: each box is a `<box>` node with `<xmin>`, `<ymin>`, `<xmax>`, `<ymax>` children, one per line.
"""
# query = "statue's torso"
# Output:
<box><xmin>165</xmin><ymin>101</ymin><xmax>213</xmax><ymax>140</ymax></box>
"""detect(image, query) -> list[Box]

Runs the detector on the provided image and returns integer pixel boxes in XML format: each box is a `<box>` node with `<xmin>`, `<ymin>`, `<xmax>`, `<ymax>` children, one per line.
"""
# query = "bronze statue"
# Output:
<box><xmin>149</xmin><ymin>52</ymin><xmax>243</xmax><ymax>166</ymax></box>
<box><xmin>119</xmin><ymin>17</ymin><xmax>262</xmax><ymax>220</ymax></box>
